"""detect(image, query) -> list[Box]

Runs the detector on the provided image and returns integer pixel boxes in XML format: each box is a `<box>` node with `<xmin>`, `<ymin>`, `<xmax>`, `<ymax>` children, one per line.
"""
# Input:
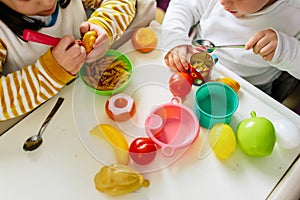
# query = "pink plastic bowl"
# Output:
<box><xmin>145</xmin><ymin>98</ymin><xmax>200</xmax><ymax>157</ymax></box>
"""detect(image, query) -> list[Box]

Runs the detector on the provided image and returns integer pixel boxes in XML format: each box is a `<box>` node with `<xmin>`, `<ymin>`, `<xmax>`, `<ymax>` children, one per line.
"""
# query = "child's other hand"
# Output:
<box><xmin>245</xmin><ymin>29</ymin><xmax>278</xmax><ymax>61</ymax></box>
<box><xmin>52</xmin><ymin>35</ymin><xmax>86</xmax><ymax>75</ymax></box>
<box><xmin>80</xmin><ymin>22</ymin><xmax>110</xmax><ymax>63</ymax></box>
<box><xmin>164</xmin><ymin>45</ymin><xmax>199</xmax><ymax>72</ymax></box>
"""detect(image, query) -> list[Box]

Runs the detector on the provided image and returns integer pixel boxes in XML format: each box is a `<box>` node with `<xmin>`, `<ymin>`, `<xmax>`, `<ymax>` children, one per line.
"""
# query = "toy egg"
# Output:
<box><xmin>105</xmin><ymin>93</ymin><xmax>136</xmax><ymax>121</ymax></box>
<box><xmin>274</xmin><ymin>118</ymin><xmax>300</xmax><ymax>149</ymax></box>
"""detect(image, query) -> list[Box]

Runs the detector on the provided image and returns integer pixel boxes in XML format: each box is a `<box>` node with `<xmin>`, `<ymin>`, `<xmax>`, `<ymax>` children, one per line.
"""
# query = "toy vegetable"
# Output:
<box><xmin>94</xmin><ymin>163</ymin><xmax>150</xmax><ymax>196</ymax></box>
<box><xmin>82</xmin><ymin>31</ymin><xmax>97</xmax><ymax>53</ymax></box>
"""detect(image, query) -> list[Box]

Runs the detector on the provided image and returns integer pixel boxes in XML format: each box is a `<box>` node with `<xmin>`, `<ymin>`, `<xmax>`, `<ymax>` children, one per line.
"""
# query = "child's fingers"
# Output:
<box><xmin>173</xmin><ymin>55</ymin><xmax>187</xmax><ymax>72</ymax></box>
<box><xmin>245</xmin><ymin>31</ymin><xmax>266</xmax><ymax>50</ymax></box>
<box><xmin>262</xmin><ymin>51</ymin><xmax>275</xmax><ymax>61</ymax></box>
<box><xmin>94</xmin><ymin>28</ymin><xmax>109</xmax><ymax>46</ymax></box>
<box><xmin>80</xmin><ymin>22</ymin><xmax>90</xmax><ymax>36</ymax></box>
<box><xmin>165</xmin><ymin>53</ymin><xmax>187</xmax><ymax>72</ymax></box>
<box><xmin>252</xmin><ymin>38</ymin><xmax>270</xmax><ymax>54</ymax></box>
<box><xmin>56</xmin><ymin>35</ymin><xmax>76</xmax><ymax>50</ymax></box>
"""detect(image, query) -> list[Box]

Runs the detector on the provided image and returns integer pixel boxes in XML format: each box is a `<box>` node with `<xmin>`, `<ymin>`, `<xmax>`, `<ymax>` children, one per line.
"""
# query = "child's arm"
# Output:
<box><xmin>246</xmin><ymin>28</ymin><xmax>300</xmax><ymax>80</ymax></box>
<box><xmin>0</xmin><ymin>38</ymin><xmax>82</xmax><ymax>120</ymax></box>
<box><xmin>81</xmin><ymin>0</ymin><xmax>137</xmax><ymax>62</ymax></box>
<box><xmin>82</xmin><ymin>0</ymin><xmax>136</xmax><ymax>42</ymax></box>
<box><xmin>270</xmin><ymin>30</ymin><xmax>300</xmax><ymax>79</ymax></box>
<box><xmin>245</xmin><ymin>29</ymin><xmax>278</xmax><ymax>61</ymax></box>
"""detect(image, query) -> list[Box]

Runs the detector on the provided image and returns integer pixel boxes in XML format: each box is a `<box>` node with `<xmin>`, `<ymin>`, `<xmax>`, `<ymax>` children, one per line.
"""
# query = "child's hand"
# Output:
<box><xmin>52</xmin><ymin>35</ymin><xmax>86</xmax><ymax>75</ymax></box>
<box><xmin>80</xmin><ymin>22</ymin><xmax>111</xmax><ymax>63</ymax></box>
<box><xmin>245</xmin><ymin>29</ymin><xmax>278</xmax><ymax>61</ymax></box>
<box><xmin>164</xmin><ymin>45</ymin><xmax>199</xmax><ymax>72</ymax></box>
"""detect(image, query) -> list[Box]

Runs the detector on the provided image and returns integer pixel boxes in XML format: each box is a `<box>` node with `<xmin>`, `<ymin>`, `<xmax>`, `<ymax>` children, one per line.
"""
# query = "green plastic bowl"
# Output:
<box><xmin>79</xmin><ymin>49</ymin><xmax>132</xmax><ymax>96</ymax></box>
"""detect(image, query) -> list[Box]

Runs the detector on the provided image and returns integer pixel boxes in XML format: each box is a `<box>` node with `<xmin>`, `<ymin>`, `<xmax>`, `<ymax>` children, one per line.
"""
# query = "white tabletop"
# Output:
<box><xmin>0</xmin><ymin>26</ymin><xmax>299</xmax><ymax>200</ymax></box>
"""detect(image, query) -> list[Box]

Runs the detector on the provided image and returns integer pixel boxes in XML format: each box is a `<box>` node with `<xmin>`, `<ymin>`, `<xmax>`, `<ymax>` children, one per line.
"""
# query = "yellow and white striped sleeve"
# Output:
<box><xmin>86</xmin><ymin>0</ymin><xmax>137</xmax><ymax>43</ymax></box>
<box><xmin>0</xmin><ymin>46</ymin><xmax>75</xmax><ymax>121</ymax></box>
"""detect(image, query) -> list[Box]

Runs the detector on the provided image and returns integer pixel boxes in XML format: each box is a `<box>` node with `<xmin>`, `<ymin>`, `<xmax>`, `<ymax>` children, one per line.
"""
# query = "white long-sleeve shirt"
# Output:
<box><xmin>162</xmin><ymin>0</ymin><xmax>300</xmax><ymax>89</ymax></box>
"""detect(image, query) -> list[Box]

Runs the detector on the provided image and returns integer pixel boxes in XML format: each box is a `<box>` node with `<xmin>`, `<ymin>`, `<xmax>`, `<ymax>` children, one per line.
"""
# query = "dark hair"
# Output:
<box><xmin>0</xmin><ymin>0</ymin><xmax>71</xmax><ymax>39</ymax></box>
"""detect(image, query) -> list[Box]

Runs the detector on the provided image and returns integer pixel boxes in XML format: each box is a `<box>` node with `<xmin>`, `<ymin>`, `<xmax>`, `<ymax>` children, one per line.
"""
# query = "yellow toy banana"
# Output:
<box><xmin>90</xmin><ymin>124</ymin><xmax>129</xmax><ymax>164</ymax></box>
<box><xmin>94</xmin><ymin>163</ymin><xmax>150</xmax><ymax>196</ymax></box>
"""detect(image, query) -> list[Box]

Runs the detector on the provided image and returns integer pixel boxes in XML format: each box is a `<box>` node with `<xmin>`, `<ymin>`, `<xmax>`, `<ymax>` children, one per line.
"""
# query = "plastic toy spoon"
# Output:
<box><xmin>22</xmin><ymin>29</ymin><xmax>61</xmax><ymax>47</ymax></box>
<box><xmin>192</xmin><ymin>39</ymin><xmax>245</xmax><ymax>53</ymax></box>
<box><xmin>22</xmin><ymin>29</ymin><xmax>83</xmax><ymax>47</ymax></box>
<box><xmin>23</xmin><ymin>97</ymin><xmax>64</xmax><ymax>151</ymax></box>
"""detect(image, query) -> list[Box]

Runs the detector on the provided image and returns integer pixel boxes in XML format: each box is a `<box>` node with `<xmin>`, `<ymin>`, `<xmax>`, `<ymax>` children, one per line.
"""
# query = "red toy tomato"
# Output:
<box><xmin>169</xmin><ymin>72</ymin><xmax>192</xmax><ymax>97</ymax></box>
<box><xmin>129</xmin><ymin>137</ymin><xmax>157</xmax><ymax>165</ymax></box>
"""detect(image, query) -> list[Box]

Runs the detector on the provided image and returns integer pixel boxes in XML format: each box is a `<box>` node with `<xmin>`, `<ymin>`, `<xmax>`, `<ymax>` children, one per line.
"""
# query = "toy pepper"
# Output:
<box><xmin>94</xmin><ymin>163</ymin><xmax>149</xmax><ymax>196</ymax></box>
<box><xmin>82</xmin><ymin>31</ymin><xmax>97</xmax><ymax>53</ymax></box>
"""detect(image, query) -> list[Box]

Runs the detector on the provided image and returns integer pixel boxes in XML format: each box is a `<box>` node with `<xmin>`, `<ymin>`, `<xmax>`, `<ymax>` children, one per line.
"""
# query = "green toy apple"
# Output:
<box><xmin>236</xmin><ymin>111</ymin><xmax>276</xmax><ymax>157</ymax></box>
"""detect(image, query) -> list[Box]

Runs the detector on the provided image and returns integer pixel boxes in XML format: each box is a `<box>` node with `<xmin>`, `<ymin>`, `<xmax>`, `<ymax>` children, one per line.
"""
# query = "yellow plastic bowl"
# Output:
<box><xmin>79</xmin><ymin>50</ymin><xmax>132</xmax><ymax>96</ymax></box>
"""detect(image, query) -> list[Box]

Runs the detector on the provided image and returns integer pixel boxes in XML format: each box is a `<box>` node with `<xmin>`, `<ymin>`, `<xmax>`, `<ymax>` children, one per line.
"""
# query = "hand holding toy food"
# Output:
<box><xmin>90</xmin><ymin>124</ymin><xmax>129</xmax><ymax>164</ymax></box>
<box><xmin>94</xmin><ymin>163</ymin><xmax>150</xmax><ymax>196</ymax></box>
<box><xmin>82</xmin><ymin>31</ymin><xmax>97</xmax><ymax>53</ymax></box>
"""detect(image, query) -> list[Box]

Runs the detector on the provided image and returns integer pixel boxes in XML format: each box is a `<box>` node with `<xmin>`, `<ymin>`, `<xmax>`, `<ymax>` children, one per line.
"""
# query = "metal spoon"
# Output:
<box><xmin>192</xmin><ymin>39</ymin><xmax>245</xmax><ymax>53</ymax></box>
<box><xmin>23</xmin><ymin>97</ymin><xmax>64</xmax><ymax>151</ymax></box>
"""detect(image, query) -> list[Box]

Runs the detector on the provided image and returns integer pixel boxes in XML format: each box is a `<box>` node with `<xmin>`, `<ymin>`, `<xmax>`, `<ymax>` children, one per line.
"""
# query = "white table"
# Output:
<box><xmin>0</xmin><ymin>27</ymin><xmax>299</xmax><ymax>200</ymax></box>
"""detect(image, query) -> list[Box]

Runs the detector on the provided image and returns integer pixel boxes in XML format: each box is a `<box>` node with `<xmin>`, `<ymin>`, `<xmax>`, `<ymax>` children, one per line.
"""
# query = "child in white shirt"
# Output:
<box><xmin>162</xmin><ymin>0</ymin><xmax>300</xmax><ymax>102</ymax></box>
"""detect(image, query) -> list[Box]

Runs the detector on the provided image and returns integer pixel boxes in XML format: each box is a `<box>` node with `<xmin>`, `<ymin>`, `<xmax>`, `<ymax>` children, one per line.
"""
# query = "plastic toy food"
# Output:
<box><xmin>169</xmin><ymin>72</ymin><xmax>192</xmax><ymax>97</ymax></box>
<box><xmin>94</xmin><ymin>163</ymin><xmax>150</xmax><ymax>196</ymax></box>
<box><xmin>129</xmin><ymin>137</ymin><xmax>157</xmax><ymax>165</ymax></box>
<box><xmin>82</xmin><ymin>30</ymin><xmax>97</xmax><ymax>53</ymax></box>
<box><xmin>105</xmin><ymin>93</ymin><xmax>136</xmax><ymax>121</ymax></box>
<box><xmin>209</xmin><ymin>123</ymin><xmax>236</xmax><ymax>159</ymax></box>
<box><xmin>90</xmin><ymin>124</ymin><xmax>129</xmax><ymax>164</ymax></box>
<box><xmin>273</xmin><ymin>118</ymin><xmax>300</xmax><ymax>149</ymax></box>
<box><xmin>236</xmin><ymin>111</ymin><xmax>276</xmax><ymax>157</ymax></box>
<box><xmin>215</xmin><ymin>77</ymin><xmax>240</xmax><ymax>93</ymax></box>
<box><xmin>131</xmin><ymin>27</ymin><xmax>158</xmax><ymax>53</ymax></box>
<box><xmin>79</xmin><ymin>50</ymin><xmax>132</xmax><ymax>96</ymax></box>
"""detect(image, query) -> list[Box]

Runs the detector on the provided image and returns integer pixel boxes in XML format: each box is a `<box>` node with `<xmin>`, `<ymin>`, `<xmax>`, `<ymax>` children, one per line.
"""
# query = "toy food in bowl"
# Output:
<box><xmin>79</xmin><ymin>49</ymin><xmax>132</xmax><ymax>96</ymax></box>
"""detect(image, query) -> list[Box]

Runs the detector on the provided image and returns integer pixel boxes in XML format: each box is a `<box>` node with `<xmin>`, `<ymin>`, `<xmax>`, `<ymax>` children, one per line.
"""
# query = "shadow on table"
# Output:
<box><xmin>0</xmin><ymin>114</ymin><xmax>28</xmax><ymax>136</ymax></box>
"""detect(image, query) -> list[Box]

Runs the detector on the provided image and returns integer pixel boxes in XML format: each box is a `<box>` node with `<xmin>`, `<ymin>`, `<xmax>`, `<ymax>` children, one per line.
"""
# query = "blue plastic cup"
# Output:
<box><xmin>193</xmin><ymin>82</ymin><xmax>239</xmax><ymax>129</ymax></box>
